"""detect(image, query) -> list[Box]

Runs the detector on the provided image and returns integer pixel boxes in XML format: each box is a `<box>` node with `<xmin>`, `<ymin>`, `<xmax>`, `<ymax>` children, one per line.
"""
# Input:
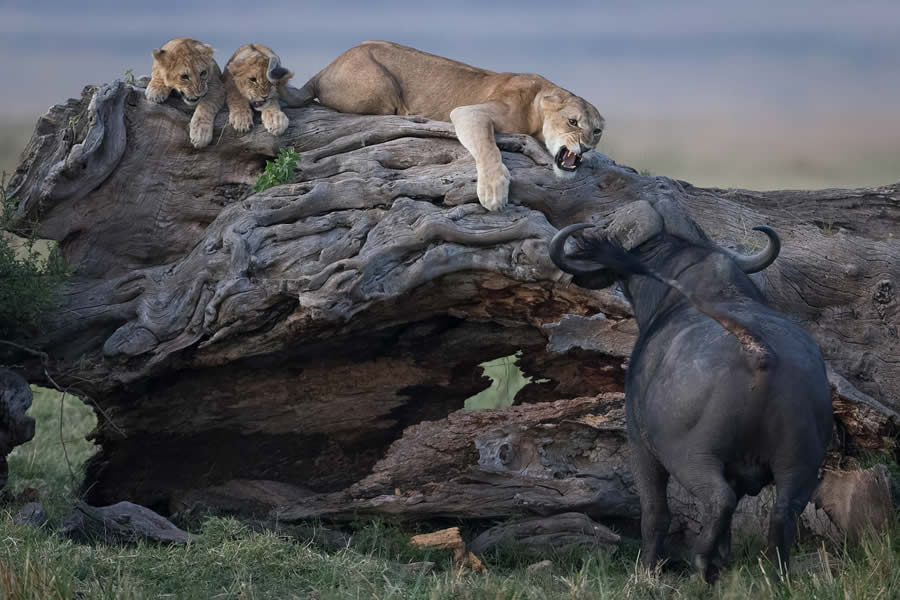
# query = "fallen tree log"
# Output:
<box><xmin>3</xmin><ymin>80</ymin><xmax>898</xmax><ymax>545</ymax></box>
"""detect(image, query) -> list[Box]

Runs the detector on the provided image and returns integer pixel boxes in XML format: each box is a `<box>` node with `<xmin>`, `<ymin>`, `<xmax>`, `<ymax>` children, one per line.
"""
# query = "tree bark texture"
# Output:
<box><xmin>5</xmin><ymin>80</ymin><xmax>898</xmax><ymax>542</ymax></box>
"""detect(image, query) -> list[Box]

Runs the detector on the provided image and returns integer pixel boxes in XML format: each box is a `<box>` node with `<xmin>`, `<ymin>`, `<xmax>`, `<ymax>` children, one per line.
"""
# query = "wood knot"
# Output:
<box><xmin>873</xmin><ymin>279</ymin><xmax>893</xmax><ymax>305</ymax></box>
<box><xmin>843</xmin><ymin>263</ymin><xmax>860</xmax><ymax>278</ymax></box>
<box><xmin>498</xmin><ymin>442</ymin><xmax>512</xmax><ymax>464</ymax></box>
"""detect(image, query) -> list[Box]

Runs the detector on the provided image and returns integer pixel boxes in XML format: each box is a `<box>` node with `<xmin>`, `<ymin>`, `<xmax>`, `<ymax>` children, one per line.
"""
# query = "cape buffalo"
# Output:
<box><xmin>549</xmin><ymin>201</ymin><xmax>832</xmax><ymax>581</ymax></box>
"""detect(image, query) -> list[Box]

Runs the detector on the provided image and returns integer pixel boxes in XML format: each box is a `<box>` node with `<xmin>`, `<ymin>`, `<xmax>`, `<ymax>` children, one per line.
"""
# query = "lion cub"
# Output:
<box><xmin>224</xmin><ymin>44</ymin><xmax>295</xmax><ymax>136</ymax></box>
<box><xmin>145</xmin><ymin>38</ymin><xmax>225</xmax><ymax>149</ymax></box>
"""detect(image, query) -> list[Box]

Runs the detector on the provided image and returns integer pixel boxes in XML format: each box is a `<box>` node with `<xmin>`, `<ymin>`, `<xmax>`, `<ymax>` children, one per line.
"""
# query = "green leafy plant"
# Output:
<box><xmin>0</xmin><ymin>173</ymin><xmax>69</xmax><ymax>338</ymax></box>
<box><xmin>253</xmin><ymin>147</ymin><xmax>300</xmax><ymax>193</ymax></box>
<box><xmin>123</xmin><ymin>69</ymin><xmax>136</xmax><ymax>85</ymax></box>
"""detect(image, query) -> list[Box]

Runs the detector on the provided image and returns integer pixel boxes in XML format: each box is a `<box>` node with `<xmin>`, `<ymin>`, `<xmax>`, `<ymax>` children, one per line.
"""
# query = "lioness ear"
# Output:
<box><xmin>540</xmin><ymin>92</ymin><xmax>566</xmax><ymax>110</ymax></box>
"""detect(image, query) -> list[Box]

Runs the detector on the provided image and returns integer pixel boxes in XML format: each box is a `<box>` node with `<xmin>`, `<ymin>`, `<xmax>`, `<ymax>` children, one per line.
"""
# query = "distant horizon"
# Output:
<box><xmin>2</xmin><ymin>0</ymin><xmax>899</xmax><ymax>189</ymax></box>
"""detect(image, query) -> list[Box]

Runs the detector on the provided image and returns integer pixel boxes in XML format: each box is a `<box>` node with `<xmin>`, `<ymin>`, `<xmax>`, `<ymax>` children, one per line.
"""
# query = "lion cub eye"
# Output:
<box><xmin>180</xmin><ymin>73</ymin><xmax>189</xmax><ymax>81</ymax></box>
<box><xmin>568</xmin><ymin>118</ymin><xmax>578</xmax><ymax>126</ymax></box>
<box><xmin>249</xmin><ymin>76</ymin><xmax>257</xmax><ymax>83</ymax></box>
<box><xmin>200</xmin><ymin>70</ymin><xmax>208</xmax><ymax>78</ymax></box>
<box><xmin>593</xmin><ymin>128</ymin><xmax>602</xmax><ymax>134</ymax></box>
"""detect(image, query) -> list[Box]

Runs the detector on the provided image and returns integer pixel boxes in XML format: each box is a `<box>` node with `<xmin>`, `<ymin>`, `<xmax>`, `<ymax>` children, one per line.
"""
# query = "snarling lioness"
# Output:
<box><xmin>145</xmin><ymin>37</ymin><xmax>225</xmax><ymax>149</ymax></box>
<box><xmin>291</xmin><ymin>41</ymin><xmax>605</xmax><ymax>211</ymax></box>
<box><xmin>224</xmin><ymin>44</ymin><xmax>295</xmax><ymax>136</ymax></box>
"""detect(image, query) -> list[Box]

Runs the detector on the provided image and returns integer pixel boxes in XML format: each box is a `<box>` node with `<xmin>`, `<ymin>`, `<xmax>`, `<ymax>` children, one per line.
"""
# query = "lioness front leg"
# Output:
<box><xmin>190</xmin><ymin>81</ymin><xmax>225</xmax><ymax>149</ymax></box>
<box><xmin>261</xmin><ymin>104</ymin><xmax>289</xmax><ymax>136</ymax></box>
<box><xmin>450</xmin><ymin>103</ymin><xmax>512</xmax><ymax>211</ymax></box>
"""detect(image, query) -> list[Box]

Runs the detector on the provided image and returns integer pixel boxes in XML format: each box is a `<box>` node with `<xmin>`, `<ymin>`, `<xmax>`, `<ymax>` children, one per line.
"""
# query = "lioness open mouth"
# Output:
<box><xmin>555</xmin><ymin>148</ymin><xmax>584</xmax><ymax>171</ymax></box>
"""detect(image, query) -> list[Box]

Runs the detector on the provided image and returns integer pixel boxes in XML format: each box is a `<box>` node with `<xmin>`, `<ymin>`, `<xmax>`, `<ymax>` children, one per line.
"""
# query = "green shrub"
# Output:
<box><xmin>0</xmin><ymin>173</ymin><xmax>69</xmax><ymax>338</ymax></box>
<box><xmin>253</xmin><ymin>146</ymin><xmax>300</xmax><ymax>193</ymax></box>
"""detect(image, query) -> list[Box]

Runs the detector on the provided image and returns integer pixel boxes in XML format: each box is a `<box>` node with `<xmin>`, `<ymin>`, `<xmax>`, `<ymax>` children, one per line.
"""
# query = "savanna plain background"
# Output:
<box><xmin>1</xmin><ymin>0</ymin><xmax>899</xmax><ymax>190</ymax></box>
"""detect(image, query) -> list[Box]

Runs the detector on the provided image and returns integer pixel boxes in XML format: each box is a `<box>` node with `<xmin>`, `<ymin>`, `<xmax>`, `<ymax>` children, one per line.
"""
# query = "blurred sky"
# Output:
<box><xmin>1</xmin><ymin>0</ymin><xmax>899</xmax><ymax>188</ymax></box>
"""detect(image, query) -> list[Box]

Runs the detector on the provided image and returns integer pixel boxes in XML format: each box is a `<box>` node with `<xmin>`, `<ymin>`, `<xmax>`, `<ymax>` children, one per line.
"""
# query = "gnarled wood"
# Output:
<box><xmin>4</xmin><ymin>79</ymin><xmax>898</xmax><ymax>541</ymax></box>
<box><xmin>469</xmin><ymin>513</ymin><xmax>620</xmax><ymax>556</ymax></box>
<box><xmin>62</xmin><ymin>501</ymin><xmax>194</xmax><ymax>544</ymax></box>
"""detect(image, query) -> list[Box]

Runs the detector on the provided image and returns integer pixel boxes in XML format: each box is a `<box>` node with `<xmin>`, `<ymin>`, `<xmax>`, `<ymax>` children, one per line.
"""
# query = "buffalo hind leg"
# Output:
<box><xmin>674</xmin><ymin>460</ymin><xmax>737</xmax><ymax>583</ymax></box>
<box><xmin>767</xmin><ymin>471</ymin><xmax>819</xmax><ymax>573</ymax></box>
<box><xmin>630</xmin><ymin>440</ymin><xmax>671</xmax><ymax>571</ymax></box>
<box><xmin>713</xmin><ymin>483</ymin><xmax>746</xmax><ymax>571</ymax></box>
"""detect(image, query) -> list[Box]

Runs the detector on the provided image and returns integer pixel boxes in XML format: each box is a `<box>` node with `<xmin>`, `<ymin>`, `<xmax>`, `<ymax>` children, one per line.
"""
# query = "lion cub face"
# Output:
<box><xmin>227</xmin><ymin>45</ymin><xmax>293</xmax><ymax>111</ymax></box>
<box><xmin>152</xmin><ymin>38</ymin><xmax>215</xmax><ymax>106</ymax></box>
<box><xmin>539</xmin><ymin>93</ymin><xmax>605</xmax><ymax>175</ymax></box>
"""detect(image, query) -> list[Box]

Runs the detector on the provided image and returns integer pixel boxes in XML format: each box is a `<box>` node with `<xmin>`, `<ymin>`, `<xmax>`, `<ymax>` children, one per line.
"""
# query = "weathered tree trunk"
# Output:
<box><xmin>4</xmin><ymin>80</ymin><xmax>898</xmax><ymax>544</ymax></box>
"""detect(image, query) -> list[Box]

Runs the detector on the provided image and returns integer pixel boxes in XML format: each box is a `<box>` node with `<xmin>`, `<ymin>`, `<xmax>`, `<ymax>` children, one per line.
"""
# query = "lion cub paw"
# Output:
<box><xmin>145</xmin><ymin>84</ymin><xmax>170</xmax><ymax>104</ymax></box>
<box><xmin>189</xmin><ymin>116</ymin><xmax>214</xmax><ymax>149</ymax></box>
<box><xmin>229</xmin><ymin>108</ymin><xmax>254</xmax><ymax>133</ymax></box>
<box><xmin>262</xmin><ymin>109</ymin><xmax>290</xmax><ymax>136</ymax></box>
<box><xmin>476</xmin><ymin>161</ymin><xmax>511</xmax><ymax>211</ymax></box>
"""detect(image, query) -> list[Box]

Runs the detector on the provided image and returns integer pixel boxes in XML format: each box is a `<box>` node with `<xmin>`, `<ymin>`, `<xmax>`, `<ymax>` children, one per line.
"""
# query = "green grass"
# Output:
<box><xmin>253</xmin><ymin>147</ymin><xmax>300</xmax><ymax>193</ymax></box>
<box><xmin>4</xmin><ymin>387</ymin><xmax>97</xmax><ymax>520</ymax></box>
<box><xmin>2</xmin><ymin>389</ymin><xmax>899</xmax><ymax>599</ymax></box>
<box><xmin>464</xmin><ymin>352</ymin><xmax>535</xmax><ymax>410</ymax></box>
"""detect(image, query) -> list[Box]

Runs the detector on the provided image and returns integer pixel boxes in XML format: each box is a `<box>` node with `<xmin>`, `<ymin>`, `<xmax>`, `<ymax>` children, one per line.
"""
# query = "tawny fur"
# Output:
<box><xmin>223</xmin><ymin>44</ymin><xmax>294</xmax><ymax>136</ymax></box>
<box><xmin>145</xmin><ymin>37</ymin><xmax>225</xmax><ymax>149</ymax></box>
<box><xmin>294</xmin><ymin>41</ymin><xmax>605</xmax><ymax>211</ymax></box>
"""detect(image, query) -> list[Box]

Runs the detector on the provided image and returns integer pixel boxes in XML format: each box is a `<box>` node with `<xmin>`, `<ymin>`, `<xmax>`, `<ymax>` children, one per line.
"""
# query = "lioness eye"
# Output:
<box><xmin>568</xmin><ymin>118</ymin><xmax>578</xmax><ymax>126</ymax></box>
<box><xmin>180</xmin><ymin>73</ymin><xmax>189</xmax><ymax>80</ymax></box>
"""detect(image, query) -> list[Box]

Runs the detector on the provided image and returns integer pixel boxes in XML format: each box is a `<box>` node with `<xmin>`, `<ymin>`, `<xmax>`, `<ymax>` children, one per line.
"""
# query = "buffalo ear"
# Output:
<box><xmin>571</xmin><ymin>271</ymin><xmax>618</xmax><ymax>290</ymax></box>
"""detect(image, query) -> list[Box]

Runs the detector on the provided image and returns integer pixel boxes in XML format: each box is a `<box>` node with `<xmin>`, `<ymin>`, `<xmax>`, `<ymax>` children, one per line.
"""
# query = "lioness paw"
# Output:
<box><xmin>145</xmin><ymin>84</ymin><xmax>169</xmax><ymax>104</ymax></box>
<box><xmin>476</xmin><ymin>162</ymin><xmax>510</xmax><ymax>211</ymax></box>
<box><xmin>189</xmin><ymin>118</ymin><xmax>214</xmax><ymax>149</ymax></box>
<box><xmin>262</xmin><ymin>109</ymin><xmax>289</xmax><ymax>136</ymax></box>
<box><xmin>229</xmin><ymin>109</ymin><xmax>254</xmax><ymax>133</ymax></box>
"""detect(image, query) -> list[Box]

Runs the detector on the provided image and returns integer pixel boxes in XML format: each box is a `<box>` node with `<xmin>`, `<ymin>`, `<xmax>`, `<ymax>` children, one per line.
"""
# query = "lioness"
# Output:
<box><xmin>145</xmin><ymin>38</ymin><xmax>225</xmax><ymax>149</ymax></box>
<box><xmin>224</xmin><ymin>44</ymin><xmax>295</xmax><ymax>136</ymax></box>
<box><xmin>290</xmin><ymin>41</ymin><xmax>605</xmax><ymax>211</ymax></box>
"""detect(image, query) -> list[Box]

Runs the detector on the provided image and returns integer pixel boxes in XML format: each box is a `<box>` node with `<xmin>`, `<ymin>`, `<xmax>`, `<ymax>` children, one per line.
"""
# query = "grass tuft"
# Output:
<box><xmin>253</xmin><ymin>147</ymin><xmax>300</xmax><ymax>193</ymax></box>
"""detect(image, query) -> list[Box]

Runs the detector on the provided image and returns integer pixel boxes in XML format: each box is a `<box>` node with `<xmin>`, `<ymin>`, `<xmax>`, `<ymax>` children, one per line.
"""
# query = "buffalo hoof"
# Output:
<box><xmin>694</xmin><ymin>555</ymin><xmax>722</xmax><ymax>584</ymax></box>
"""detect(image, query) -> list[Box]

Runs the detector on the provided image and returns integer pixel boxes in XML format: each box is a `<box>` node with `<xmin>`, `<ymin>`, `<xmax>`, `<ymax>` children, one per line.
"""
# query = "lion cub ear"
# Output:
<box><xmin>266</xmin><ymin>56</ymin><xmax>293</xmax><ymax>83</ymax></box>
<box><xmin>269</xmin><ymin>66</ymin><xmax>293</xmax><ymax>82</ymax></box>
<box><xmin>152</xmin><ymin>48</ymin><xmax>166</xmax><ymax>63</ymax></box>
<box><xmin>195</xmin><ymin>42</ymin><xmax>215</xmax><ymax>60</ymax></box>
